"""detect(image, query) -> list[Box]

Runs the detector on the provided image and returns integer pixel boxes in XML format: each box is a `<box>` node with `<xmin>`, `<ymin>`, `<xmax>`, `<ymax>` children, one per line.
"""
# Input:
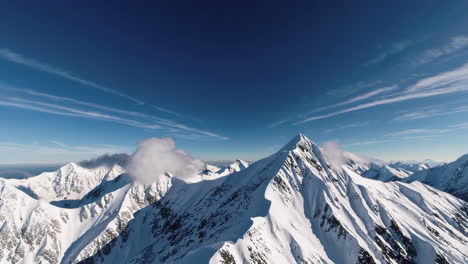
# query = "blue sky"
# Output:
<box><xmin>1</xmin><ymin>1</ymin><xmax>468</xmax><ymax>164</ymax></box>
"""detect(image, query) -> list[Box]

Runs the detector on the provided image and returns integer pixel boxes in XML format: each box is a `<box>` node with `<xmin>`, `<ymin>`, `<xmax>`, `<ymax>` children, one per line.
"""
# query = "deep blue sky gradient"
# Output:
<box><xmin>1</xmin><ymin>1</ymin><xmax>468</xmax><ymax>163</ymax></box>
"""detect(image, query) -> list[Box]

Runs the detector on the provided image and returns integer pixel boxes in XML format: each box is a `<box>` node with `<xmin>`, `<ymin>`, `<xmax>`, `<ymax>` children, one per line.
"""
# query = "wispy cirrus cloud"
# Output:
<box><xmin>296</xmin><ymin>63</ymin><xmax>468</xmax><ymax>124</ymax></box>
<box><xmin>327</xmin><ymin>80</ymin><xmax>384</xmax><ymax>98</ymax></box>
<box><xmin>311</xmin><ymin>85</ymin><xmax>397</xmax><ymax>114</ymax></box>
<box><xmin>366</xmin><ymin>40</ymin><xmax>412</xmax><ymax>65</ymax></box>
<box><xmin>50</xmin><ymin>140</ymin><xmax>68</xmax><ymax>148</ymax></box>
<box><xmin>342</xmin><ymin>139</ymin><xmax>393</xmax><ymax>147</ymax></box>
<box><xmin>0</xmin><ymin>141</ymin><xmax>129</xmax><ymax>164</ymax></box>
<box><xmin>449</xmin><ymin>122</ymin><xmax>468</xmax><ymax>129</ymax></box>
<box><xmin>270</xmin><ymin>119</ymin><xmax>287</xmax><ymax>128</ymax></box>
<box><xmin>394</xmin><ymin>105</ymin><xmax>468</xmax><ymax>121</ymax></box>
<box><xmin>322</xmin><ymin>121</ymin><xmax>370</xmax><ymax>134</ymax></box>
<box><xmin>385</xmin><ymin>128</ymin><xmax>451</xmax><ymax>137</ymax></box>
<box><xmin>0</xmin><ymin>142</ymin><xmax>128</xmax><ymax>156</ymax></box>
<box><xmin>385</xmin><ymin>122</ymin><xmax>468</xmax><ymax>137</ymax></box>
<box><xmin>414</xmin><ymin>36</ymin><xmax>468</xmax><ymax>65</ymax></box>
<box><xmin>0</xmin><ymin>85</ymin><xmax>228</xmax><ymax>140</ymax></box>
<box><xmin>0</xmin><ymin>48</ymin><xmax>144</xmax><ymax>105</ymax></box>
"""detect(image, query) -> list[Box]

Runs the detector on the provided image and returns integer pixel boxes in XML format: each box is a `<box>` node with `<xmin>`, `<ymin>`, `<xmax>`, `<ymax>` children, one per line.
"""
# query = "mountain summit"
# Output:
<box><xmin>0</xmin><ymin>135</ymin><xmax>467</xmax><ymax>263</ymax></box>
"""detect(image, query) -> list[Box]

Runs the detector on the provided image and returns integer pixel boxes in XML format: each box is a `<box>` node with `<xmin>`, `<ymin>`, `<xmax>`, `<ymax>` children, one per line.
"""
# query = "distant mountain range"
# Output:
<box><xmin>360</xmin><ymin>156</ymin><xmax>468</xmax><ymax>202</ymax></box>
<box><xmin>0</xmin><ymin>134</ymin><xmax>467</xmax><ymax>263</ymax></box>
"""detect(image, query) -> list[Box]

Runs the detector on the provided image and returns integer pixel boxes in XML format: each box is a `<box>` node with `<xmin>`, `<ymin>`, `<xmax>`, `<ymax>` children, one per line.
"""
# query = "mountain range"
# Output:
<box><xmin>0</xmin><ymin>134</ymin><xmax>467</xmax><ymax>263</ymax></box>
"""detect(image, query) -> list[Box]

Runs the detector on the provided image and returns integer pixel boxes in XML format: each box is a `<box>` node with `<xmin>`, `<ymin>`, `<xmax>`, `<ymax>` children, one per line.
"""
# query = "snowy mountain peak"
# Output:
<box><xmin>1</xmin><ymin>136</ymin><xmax>467</xmax><ymax>263</ymax></box>
<box><xmin>280</xmin><ymin>133</ymin><xmax>316</xmax><ymax>153</ymax></box>
<box><xmin>5</xmin><ymin>162</ymin><xmax>126</xmax><ymax>201</ymax></box>
<box><xmin>405</xmin><ymin>152</ymin><xmax>468</xmax><ymax>201</ymax></box>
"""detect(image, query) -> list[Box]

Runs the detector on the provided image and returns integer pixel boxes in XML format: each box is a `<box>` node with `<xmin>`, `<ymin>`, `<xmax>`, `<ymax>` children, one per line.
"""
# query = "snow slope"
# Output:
<box><xmin>0</xmin><ymin>135</ymin><xmax>467</xmax><ymax>263</ymax></box>
<box><xmin>214</xmin><ymin>159</ymin><xmax>250</xmax><ymax>177</ymax></box>
<box><xmin>388</xmin><ymin>162</ymin><xmax>430</xmax><ymax>173</ymax></box>
<box><xmin>190</xmin><ymin>160</ymin><xmax>250</xmax><ymax>182</ymax></box>
<box><xmin>78</xmin><ymin>134</ymin><xmax>468</xmax><ymax>264</ymax></box>
<box><xmin>361</xmin><ymin>161</ymin><xmax>432</xmax><ymax>182</ymax></box>
<box><xmin>362</xmin><ymin>163</ymin><xmax>413</xmax><ymax>182</ymax></box>
<box><xmin>404</xmin><ymin>154</ymin><xmax>468</xmax><ymax>201</ymax></box>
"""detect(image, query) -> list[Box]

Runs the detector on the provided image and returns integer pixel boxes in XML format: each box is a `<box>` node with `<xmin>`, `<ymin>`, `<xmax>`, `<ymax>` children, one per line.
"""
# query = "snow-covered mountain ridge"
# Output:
<box><xmin>0</xmin><ymin>134</ymin><xmax>467</xmax><ymax>263</ymax></box>
<box><xmin>362</xmin><ymin>154</ymin><xmax>468</xmax><ymax>202</ymax></box>
<box><xmin>404</xmin><ymin>154</ymin><xmax>468</xmax><ymax>202</ymax></box>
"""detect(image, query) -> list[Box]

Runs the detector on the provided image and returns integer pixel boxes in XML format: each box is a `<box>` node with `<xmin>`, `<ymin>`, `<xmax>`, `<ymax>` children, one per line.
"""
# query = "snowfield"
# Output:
<box><xmin>0</xmin><ymin>134</ymin><xmax>467</xmax><ymax>263</ymax></box>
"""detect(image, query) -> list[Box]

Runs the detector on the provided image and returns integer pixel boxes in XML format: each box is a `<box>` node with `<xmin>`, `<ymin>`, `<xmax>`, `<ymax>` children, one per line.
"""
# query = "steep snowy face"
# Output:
<box><xmin>78</xmin><ymin>134</ymin><xmax>468</xmax><ymax>264</ymax></box>
<box><xmin>405</xmin><ymin>154</ymin><xmax>468</xmax><ymax>201</ymax></box>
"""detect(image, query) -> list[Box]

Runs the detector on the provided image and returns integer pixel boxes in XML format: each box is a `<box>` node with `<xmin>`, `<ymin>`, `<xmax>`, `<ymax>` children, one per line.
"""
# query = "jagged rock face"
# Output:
<box><xmin>1</xmin><ymin>134</ymin><xmax>468</xmax><ymax>264</ymax></box>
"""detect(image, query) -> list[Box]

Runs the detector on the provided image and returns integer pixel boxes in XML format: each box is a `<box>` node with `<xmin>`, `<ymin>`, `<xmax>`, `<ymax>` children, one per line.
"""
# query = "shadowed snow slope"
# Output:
<box><xmin>404</xmin><ymin>154</ymin><xmax>468</xmax><ymax>202</ymax></box>
<box><xmin>0</xmin><ymin>134</ymin><xmax>467</xmax><ymax>264</ymax></box>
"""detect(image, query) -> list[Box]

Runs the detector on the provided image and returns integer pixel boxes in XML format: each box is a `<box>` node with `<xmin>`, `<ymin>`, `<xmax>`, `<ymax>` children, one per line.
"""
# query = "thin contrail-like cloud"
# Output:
<box><xmin>0</xmin><ymin>48</ymin><xmax>144</xmax><ymax>105</ymax></box>
<box><xmin>296</xmin><ymin>63</ymin><xmax>468</xmax><ymax>124</ymax></box>
<box><xmin>0</xmin><ymin>84</ymin><xmax>227</xmax><ymax>140</ymax></box>
<box><xmin>307</xmin><ymin>85</ymin><xmax>397</xmax><ymax>114</ymax></box>
<box><xmin>0</xmin><ymin>89</ymin><xmax>228</xmax><ymax>140</ymax></box>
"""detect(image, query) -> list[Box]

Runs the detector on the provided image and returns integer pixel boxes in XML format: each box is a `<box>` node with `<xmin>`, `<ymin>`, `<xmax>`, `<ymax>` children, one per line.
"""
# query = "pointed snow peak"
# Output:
<box><xmin>59</xmin><ymin>162</ymin><xmax>79</xmax><ymax>173</ymax></box>
<box><xmin>280</xmin><ymin>133</ymin><xmax>316</xmax><ymax>153</ymax></box>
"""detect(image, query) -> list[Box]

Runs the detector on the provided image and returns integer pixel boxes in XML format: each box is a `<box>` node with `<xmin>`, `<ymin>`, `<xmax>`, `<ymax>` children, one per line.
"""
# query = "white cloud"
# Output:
<box><xmin>322</xmin><ymin>141</ymin><xmax>347</xmax><ymax>168</ymax></box>
<box><xmin>0</xmin><ymin>48</ymin><xmax>144</xmax><ymax>105</ymax></box>
<box><xmin>342</xmin><ymin>139</ymin><xmax>392</xmax><ymax>147</ymax></box>
<box><xmin>415</xmin><ymin>35</ymin><xmax>468</xmax><ymax>64</ymax></box>
<box><xmin>322</xmin><ymin>121</ymin><xmax>370</xmax><ymax>134</ymax></box>
<box><xmin>310</xmin><ymin>85</ymin><xmax>397</xmax><ymax>113</ymax></box>
<box><xmin>270</xmin><ymin>119</ymin><xmax>287</xmax><ymax>128</ymax></box>
<box><xmin>385</xmin><ymin>123</ymin><xmax>468</xmax><ymax>137</ymax></box>
<box><xmin>0</xmin><ymin>85</ymin><xmax>228</xmax><ymax>140</ymax></box>
<box><xmin>366</xmin><ymin>40</ymin><xmax>412</xmax><ymax>65</ymax></box>
<box><xmin>321</xmin><ymin>141</ymin><xmax>369</xmax><ymax>170</ymax></box>
<box><xmin>450</xmin><ymin>122</ymin><xmax>468</xmax><ymax>129</ymax></box>
<box><xmin>385</xmin><ymin>129</ymin><xmax>451</xmax><ymax>137</ymax></box>
<box><xmin>126</xmin><ymin>138</ymin><xmax>205</xmax><ymax>184</ymax></box>
<box><xmin>394</xmin><ymin>105</ymin><xmax>468</xmax><ymax>121</ymax></box>
<box><xmin>326</xmin><ymin>80</ymin><xmax>384</xmax><ymax>99</ymax></box>
<box><xmin>50</xmin><ymin>140</ymin><xmax>68</xmax><ymax>148</ymax></box>
<box><xmin>297</xmin><ymin>63</ymin><xmax>468</xmax><ymax>124</ymax></box>
<box><xmin>0</xmin><ymin>141</ymin><xmax>128</xmax><ymax>159</ymax></box>
<box><xmin>0</xmin><ymin>96</ymin><xmax>163</xmax><ymax>129</ymax></box>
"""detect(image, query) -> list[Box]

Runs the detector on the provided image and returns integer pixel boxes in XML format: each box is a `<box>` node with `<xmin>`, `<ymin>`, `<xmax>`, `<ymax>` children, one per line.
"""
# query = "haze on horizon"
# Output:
<box><xmin>1</xmin><ymin>1</ymin><xmax>468</xmax><ymax>164</ymax></box>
